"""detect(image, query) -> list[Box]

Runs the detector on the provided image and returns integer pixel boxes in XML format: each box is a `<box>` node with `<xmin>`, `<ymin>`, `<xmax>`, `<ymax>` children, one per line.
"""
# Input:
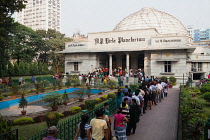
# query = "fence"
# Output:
<box><xmin>29</xmin><ymin>98</ymin><xmax>116</xmax><ymax>140</ymax></box>
<box><xmin>204</xmin><ymin>121</ymin><xmax>210</xmax><ymax>140</ymax></box>
<box><xmin>0</xmin><ymin>129</ymin><xmax>18</xmax><ymax>140</ymax></box>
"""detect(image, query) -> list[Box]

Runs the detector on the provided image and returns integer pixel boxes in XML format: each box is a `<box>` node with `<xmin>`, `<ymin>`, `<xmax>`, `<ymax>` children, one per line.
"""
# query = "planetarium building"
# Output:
<box><xmin>60</xmin><ymin>8</ymin><xmax>210</xmax><ymax>83</ymax></box>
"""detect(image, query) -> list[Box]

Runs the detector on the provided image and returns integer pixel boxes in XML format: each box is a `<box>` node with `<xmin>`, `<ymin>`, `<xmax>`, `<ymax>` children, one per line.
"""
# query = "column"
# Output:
<box><xmin>126</xmin><ymin>53</ymin><xmax>130</xmax><ymax>73</ymax></box>
<box><xmin>109</xmin><ymin>54</ymin><xmax>113</xmax><ymax>75</ymax></box>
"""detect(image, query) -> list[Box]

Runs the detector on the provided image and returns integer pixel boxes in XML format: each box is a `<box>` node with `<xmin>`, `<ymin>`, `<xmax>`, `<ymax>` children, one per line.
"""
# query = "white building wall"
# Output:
<box><xmin>65</xmin><ymin>53</ymin><xmax>98</xmax><ymax>75</ymax></box>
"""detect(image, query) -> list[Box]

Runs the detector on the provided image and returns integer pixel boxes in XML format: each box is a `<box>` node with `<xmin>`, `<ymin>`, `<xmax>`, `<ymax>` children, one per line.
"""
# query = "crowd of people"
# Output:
<box><xmin>42</xmin><ymin>77</ymin><xmax>169</xmax><ymax>140</ymax></box>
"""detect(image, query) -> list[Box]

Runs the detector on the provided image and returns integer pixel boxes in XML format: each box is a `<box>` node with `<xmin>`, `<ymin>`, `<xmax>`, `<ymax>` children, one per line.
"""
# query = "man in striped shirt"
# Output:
<box><xmin>121</xmin><ymin>102</ymin><xmax>131</xmax><ymax>136</ymax></box>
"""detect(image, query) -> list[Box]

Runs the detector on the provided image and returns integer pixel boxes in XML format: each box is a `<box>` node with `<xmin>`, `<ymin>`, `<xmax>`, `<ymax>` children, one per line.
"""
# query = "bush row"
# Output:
<box><xmin>180</xmin><ymin>88</ymin><xmax>207</xmax><ymax>139</ymax></box>
<box><xmin>13</xmin><ymin>93</ymin><xmax>116</xmax><ymax>125</ymax></box>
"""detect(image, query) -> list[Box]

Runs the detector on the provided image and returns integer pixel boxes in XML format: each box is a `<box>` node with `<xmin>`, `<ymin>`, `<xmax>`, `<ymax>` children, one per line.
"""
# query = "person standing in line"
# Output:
<box><xmin>121</xmin><ymin>92</ymin><xmax>132</xmax><ymax>108</ymax></box>
<box><xmin>129</xmin><ymin>99</ymin><xmax>138</xmax><ymax>134</ymax></box>
<box><xmin>121</xmin><ymin>102</ymin><xmax>130</xmax><ymax>136</ymax></box>
<box><xmin>146</xmin><ymin>84</ymin><xmax>153</xmax><ymax>110</ymax></box>
<box><xmin>156</xmin><ymin>81</ymin><xmax>163</xmax><ymax>102</ymax></box>
<box><xmin>164</xmin><ymin>81</ymin><xmax>169</xmax><ymax>97</ymax></box>
<box><xmin>120</xmin><ymin>75</ymin><xmax>124</xmax><ymax>87</ymax></box>
<box><xmin>132</xmin><ymin>90</ymin><xmax>141</xmax><ymax>122</ymax></box>
<box><xmin>19</xmin><ymin>77</ymin><xmax>22</xmax><ymax>86</ymax></box>
<box><xmin>116</xmin><ymin>89</ymin><xmax>124</xmax><ymax>109</ymax></box>
<box><xmin>122</xmin><ymin>85</ymin><xmax>128</xmax><ymax>94</ymax></box>
<box><xmin>90</xmin><ymin>109</ymin><xmax>108</xmax><ymax>140</ymax></box>
<box><xmin>42</xmin><ymin>126</ymin><xmax>59</xmax><ymax>140</ymax></box>
<box><xmin>103</xmin><ymin>102</ymin><xmax>112</xmax><ymax>126</ymax></box>
<box><xmin>125</xmin><ymin>73</ymin><xmax>129</xmax><ymax>83</ymax></box>
<box><xmin>114</xmin><ymin>107</ymin><xmax>128</xmax><ymax>140</ymax></box>
<box><xmin>74</xmin><ymin>114</ymin><xmax>91</xmax><ymax>140</ymax></box>
<box><xmin>149</xmin><ymin>82</ymin><xmax>157</xmax><ymax>105</ymax></box>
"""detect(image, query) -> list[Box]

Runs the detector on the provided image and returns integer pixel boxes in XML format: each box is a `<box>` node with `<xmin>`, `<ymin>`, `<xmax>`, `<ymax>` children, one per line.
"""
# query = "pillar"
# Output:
<box><xmin>109</xmin><ymin>54</ymin><xmax>113</xmax><ymax>75</ymax></box>
<box><xmin>144</xmin><ymin>51</ymin><xmax>151</xmax><ymax>76</ymax></box>
<box><xmin>126</xmin><ymin>53</ymin><xmax>130</xmax><ymax>74</ymax></box>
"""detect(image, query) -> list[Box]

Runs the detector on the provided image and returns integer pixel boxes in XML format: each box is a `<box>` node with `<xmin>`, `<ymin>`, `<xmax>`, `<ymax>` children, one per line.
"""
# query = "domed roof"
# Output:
<box><xmin>114</xmin><ymin>7</ymin><xmax>188</xmax><ymax>35</ymax></box>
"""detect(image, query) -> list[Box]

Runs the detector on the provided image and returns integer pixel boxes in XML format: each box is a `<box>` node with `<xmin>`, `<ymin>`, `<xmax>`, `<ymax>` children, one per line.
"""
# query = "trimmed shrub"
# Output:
<box><xmin>45</xmin><ymin>112</ymin><xmax>60</xmax><ymax>127</ymax></box>
<box><xmin>62</xmin><ymin>111</ymin><xmax>72</xmax><ymax>117</ymax></box>
<box><xmin>79</xmin><ymin>104</ymin><xmax>86</xmax><ymax>110</ymax></box>
<box><xmin>33</xmin><ymin>115</ymin><xmax>46</xmax><ymax>123</ymax></box>
<box><xmin>161</xmin><ymin>76</ymin><xmax>168</xmax><ymax>81</ymax></box>
<box><xmin>70</xmin><ymin>106</ymin><xmax>81</xmax><ymax>114</ymax></box>
<box><xmin>100</xmin><ymin>97</ymin><xmax>106</xmax><ymax>101</ymax></box>
<box><xmin>58</xmin><ymin>113</ymin><xmax>64</xmax><ymax>118</ymax></box>
<box><xmin>203</xmin><ymin>92</ymin><xmax>210</xmax><ymax>102</ymax></box>
<box><xmin>102</xmin><ymin>95</ymin><xmax>108</xmax><ymax>99</ymax></box>
<box><xmin>95</xmin><ymin>98</ymin><xmax>101</xmax><ymax>103</ymax></box>
<box><xmin>14</xmin><ymin>117</ymin><xmax>34</xmax><ymax>125</ymax></box>
<box><xmin>108</xmin><ymin>93</ymin><xmax>116</xmax><ymax>99</ymax></box>
<box><xmin>85</xmin><ymin>100</ymin><xmax>95</xmax><ymax>110</ymax></box>
<box><xmin>200</xmin><ymin>86</ymin><xmax>210</xmax><ymax>94</ymax></box>
<box><xmin>169</xmin><ymin>77</ymin><xmax>176</xmax><ymax>83</ymax></box>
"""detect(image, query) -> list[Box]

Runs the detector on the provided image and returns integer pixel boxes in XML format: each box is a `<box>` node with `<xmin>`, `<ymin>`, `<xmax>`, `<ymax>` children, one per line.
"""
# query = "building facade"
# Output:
<box><xmin>60</xmin><ymin>8</ymin><xmax>210</xmax><ymax>83</ymax></box>
<box><xmin>187</xmin><ymin>26</ymin><xmax>210</xmax><ymax>42</ymax></box>
<box><xmin>16</xmin><ymin>0</ymin><xmax>61</xmax><ymax>31</ymax></box>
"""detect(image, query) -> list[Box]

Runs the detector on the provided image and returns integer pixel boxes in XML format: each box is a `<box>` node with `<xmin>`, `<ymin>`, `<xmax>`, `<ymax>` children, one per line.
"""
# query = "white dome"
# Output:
<box><xmin>114</xmin><ymin>7</ymin><xmax>188</xmax><ymax>35</ymax></box>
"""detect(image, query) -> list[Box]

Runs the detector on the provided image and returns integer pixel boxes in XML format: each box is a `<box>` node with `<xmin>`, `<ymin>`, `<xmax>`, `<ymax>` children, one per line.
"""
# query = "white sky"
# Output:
<box><xmin>61</xmin><ymin>0</ymin><xmax>210</xmax><ymax>37</ymax></box>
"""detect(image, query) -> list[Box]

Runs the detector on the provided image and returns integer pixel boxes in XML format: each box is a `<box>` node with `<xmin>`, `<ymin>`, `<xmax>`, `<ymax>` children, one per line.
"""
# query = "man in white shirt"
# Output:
<box><xmin>19</xmin><ymin>77</ymin><xmax>22</xmax><ymax>85</ymax></box>
<box><xmin>132</xmin><ymin>90</ymin><xmax>141</xmax><ymax>122</ymax></box>
<box><xmin>78</xmin><ymin>75</ymin><xmax>82</xmax><ymax>84</ymax></box>
<box><xmin>125</xmin><ymin>72</ymin><xmax>129</xmax><ymax>83</ymax></box>
<box><xmin>156</xmin><ymin>81</ymin><xmax>163</xmax><ymax>103</ymax></box>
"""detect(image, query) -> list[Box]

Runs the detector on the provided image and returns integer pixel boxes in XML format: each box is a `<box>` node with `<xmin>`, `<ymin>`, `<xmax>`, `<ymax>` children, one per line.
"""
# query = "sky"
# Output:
<box><xmin>60</xmin><ymin>0</ymin><xmax>210</xmax><ymax>37</ymax></box>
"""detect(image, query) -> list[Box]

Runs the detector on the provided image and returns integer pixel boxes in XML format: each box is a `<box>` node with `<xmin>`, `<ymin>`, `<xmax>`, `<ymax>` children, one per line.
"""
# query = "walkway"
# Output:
<box><xmin>112</xmin><ymin>88</ymin><xmax>180</xmax><ymax>140</ymax></box>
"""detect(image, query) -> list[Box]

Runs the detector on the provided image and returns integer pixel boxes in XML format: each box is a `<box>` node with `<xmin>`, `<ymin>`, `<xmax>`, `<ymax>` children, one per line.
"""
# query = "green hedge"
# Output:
<box><xmin>14</xmin><ymin>117</ymin><xmax>34</xmax><ymax>125</ymax></box>
<box><xmin>85</xmin><ymin>100</ymin><xmax>96</xmax><ymax>110</ymax></box>
<box><xmin>108</xmin><ymin>93</ymin><xmax>116</xmax><ymax>99</ymax></box>
<box><xmin>200</xmin><ymin>86</ymin><xmax>210</xmax><ymax>94</ymax></box>
<box><xmin>203</xmin><ymin>92</ymin><xmax>210</xmax><ymax>102</ymax></box>
<box><xmin>180</xmin><ymin>88</ymin><xmax>207</xmax><ymax>139</ymax></box>
<box><xmin>70</xmin><ymin>106</ymin><xmax>81</xmax><ymax>114</ymax></box>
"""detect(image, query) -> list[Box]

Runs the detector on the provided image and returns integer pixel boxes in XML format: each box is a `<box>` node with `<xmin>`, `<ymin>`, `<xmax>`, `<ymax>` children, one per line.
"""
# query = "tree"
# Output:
<box><xmin>0</xmin><ymin>0</ymin><xmax>26</xmax><ymax>77</ymax></box>
<box><xmin>7</xmin><ymin>61</ymin><xmax>15</xmax><ymax>76</ymax></box>
<box><xmin>37</xmin><ymin>29</ymin><xmax>72</xmax><ymax>73</ymax></box>
<box><xmin>13</xmin><ymin>62</ymin><xmax>19</xmax><ymax>76</ymax></box>
<box><xmin>9</xmin><ymin>23</ymin><xmax>44</xmax><ymax>64</ymax></box>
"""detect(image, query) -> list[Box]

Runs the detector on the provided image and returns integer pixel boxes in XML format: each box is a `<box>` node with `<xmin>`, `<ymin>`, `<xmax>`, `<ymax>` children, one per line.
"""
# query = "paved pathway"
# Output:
<box><xmin>112</xmin><ymin>88</ymin><xmax>180</xmax><ymax>140</ymax></box>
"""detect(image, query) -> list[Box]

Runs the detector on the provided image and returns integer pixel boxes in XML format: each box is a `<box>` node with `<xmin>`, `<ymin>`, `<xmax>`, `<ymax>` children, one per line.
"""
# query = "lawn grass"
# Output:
<box><xmin>12</xmin><ymin>100</ymin><xmax>108</xmax><ymax>139</ymax></box>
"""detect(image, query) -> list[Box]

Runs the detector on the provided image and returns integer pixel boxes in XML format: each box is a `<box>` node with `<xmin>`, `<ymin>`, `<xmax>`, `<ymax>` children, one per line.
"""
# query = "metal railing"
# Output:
<box><xmin>204</xmin><ymin>121</ymin><xmax>210</xmax><ymax>140</ymax></box>
<box><xmin>0</xmin><ymin>129</ymin><xmax>18</xmax><ymax>140</ymax></box>
<box><xmin>29</xmin><ymin>98</ymin><xmax>116</xmax><ymax>140</ymax></box>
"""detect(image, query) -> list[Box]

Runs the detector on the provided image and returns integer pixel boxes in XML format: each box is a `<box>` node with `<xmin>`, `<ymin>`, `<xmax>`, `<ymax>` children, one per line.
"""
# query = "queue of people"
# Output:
<box><xmin>42</xmin><ymin>77</ymin><xmax>169</xmax><ymax>140</ymax></box>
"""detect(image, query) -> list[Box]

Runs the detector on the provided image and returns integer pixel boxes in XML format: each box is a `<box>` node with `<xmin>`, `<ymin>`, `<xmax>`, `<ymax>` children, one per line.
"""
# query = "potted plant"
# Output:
<box><xmin>35</xmin><ymin>83</ymin><xmax>42</xmax><ymax>94</ymax></box>
<box><xmin>62</xmin><ymin>90</ymin><xmax>68</xmax><ymax>105</ymax></box>
<box><xmin>42</xmin><ymin>92</ymin><xmax>62</xmax><ymax>111</ymax></box>
<box><xmin>74</xmin><ymin>88</ymin><xmax>86</xmax><ymax>102</ymax></box>
<box><xmin>12</xmin><ymin>85</ymin><xmax>19</xmax><ymax>98</ymax></box>
<box><xmin>19</xmin><ymin>94</ymin><xmax>28</xmax><ymax>115</ymax></box>
<box><xmin>86</xmin><ymin>85</ymin><xmax>91</xmax><ymax>98</ymax></box>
